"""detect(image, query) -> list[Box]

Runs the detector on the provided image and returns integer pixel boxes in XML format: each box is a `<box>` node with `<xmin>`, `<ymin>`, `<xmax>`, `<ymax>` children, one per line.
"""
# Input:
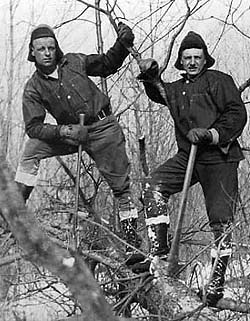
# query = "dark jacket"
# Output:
<box><xmin>22</xmin><ymin>39</ymin><xmax>129</xmax><ymax>141</ymax></box>
<box><xmin>143</xmin><ymin>69</ymin><xmax>247</xmax><ymax>163</ymax></box>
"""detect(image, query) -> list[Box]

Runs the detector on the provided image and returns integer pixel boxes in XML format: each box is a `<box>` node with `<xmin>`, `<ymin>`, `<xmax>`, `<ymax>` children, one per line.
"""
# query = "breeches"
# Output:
<box><xmin>15</xmin><ymin>115</ymin><xmax>131</xmax><ymax>197</ymax></box>
<box><xmin>145</xmin><ymin>151</ymin><xmax>239</xmax><ymax>226</ymax></box>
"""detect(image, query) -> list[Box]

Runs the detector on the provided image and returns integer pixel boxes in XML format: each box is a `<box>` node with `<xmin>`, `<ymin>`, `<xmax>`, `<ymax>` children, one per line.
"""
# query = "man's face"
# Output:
<box><xmin>31</xmin><ymin>37</ymin><xmax>57</xmax><ymax>68</ymax></box>
<box><xmin>180</xmin><ymin>48</ymin><xmax>206</xmax><ymax>77</ymax></box>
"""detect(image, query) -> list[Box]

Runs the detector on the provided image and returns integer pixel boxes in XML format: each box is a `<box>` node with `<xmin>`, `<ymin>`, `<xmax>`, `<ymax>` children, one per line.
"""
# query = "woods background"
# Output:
<box><xmin>1</xmin><ymin>0</ymin><xmax>250</xmax><ymax>320</ymax></box>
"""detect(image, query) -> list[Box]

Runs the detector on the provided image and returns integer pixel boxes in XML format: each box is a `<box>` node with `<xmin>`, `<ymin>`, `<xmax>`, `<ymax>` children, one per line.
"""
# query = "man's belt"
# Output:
<box><xmin>86</xmin><ymin>105</ymin><xmax>112</xmax><ymax>125</ymax></box>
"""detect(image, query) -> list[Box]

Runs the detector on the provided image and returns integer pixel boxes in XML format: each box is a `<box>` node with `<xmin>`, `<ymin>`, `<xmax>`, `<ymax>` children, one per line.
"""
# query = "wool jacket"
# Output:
<box><xmin>143</xmin><ymin>68</ymin><xmax>247</xmax><ymax>163</ymax></box>
<box><xmin>22</xmin><ymin>39</ymin><xmax>129</xmax><ymax>142</ymax></box>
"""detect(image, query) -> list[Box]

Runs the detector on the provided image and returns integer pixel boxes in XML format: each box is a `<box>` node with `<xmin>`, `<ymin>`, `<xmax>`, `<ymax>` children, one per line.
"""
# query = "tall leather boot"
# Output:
<box><xmin>129</xmin><ymin>186</ymin><xmax>171</xmax><ymax>274</ymax></box>
<box><xmin>120</xmin><ymin>217</ymin><xmax>141</xmax><ymax>251</ymax></box>
<box><xmin>118</xmin><ymin>195</ymin><xmax>142</xmax><ymax>260</ymax></box>
<box><xmin>121</xmin><ymin>216</ymin><xmax>144</xmax><ymax>269</ymax></box>
<box><xmin>205</xmin><ymin>250</ymin><xmax>230</xmax><ymax>306</ymax></box>
<box><xmin>16</xmin><ymin>182</ymin><xmax>33</xmax><ymax>203</ymax></box>
<box><xmin>199</xmin><ymin>222</ymin><xmax>232</xmax><ymax>306</ymax></box>
<box><xmin>147</xmin><ymin>221</ymin><xmax>171</xmax><ymax>258</ymax></box>
<box><xmin>130</xmin><ymin>219</ymin><xmax>171</xmax><ymax>274</ymax></box>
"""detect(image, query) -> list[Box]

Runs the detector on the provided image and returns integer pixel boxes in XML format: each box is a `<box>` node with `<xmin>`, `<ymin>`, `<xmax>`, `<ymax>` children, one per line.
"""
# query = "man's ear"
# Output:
<box><xmin>31</xmin><ymin>46</ymin><xmax>35</xmax><ymax>57</ymax></box>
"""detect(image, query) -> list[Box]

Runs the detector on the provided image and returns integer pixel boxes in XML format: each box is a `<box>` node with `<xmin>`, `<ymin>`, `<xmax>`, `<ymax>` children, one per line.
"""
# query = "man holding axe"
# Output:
<box><xmin>135</xmin><ymin>31</ymin><xmax>246</xmax><ymax>306</ymax></box>
<box><xmin>15</xmin><ymin>23</ymin><xmax>141</xmax><ymax>253</ymax></box>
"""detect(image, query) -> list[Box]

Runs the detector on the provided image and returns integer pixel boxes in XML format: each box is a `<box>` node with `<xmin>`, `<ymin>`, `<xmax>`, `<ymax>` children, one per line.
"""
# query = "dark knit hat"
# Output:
<box><xmin>174</xmin><ymin>31</ymin><xmax>215</xmax><ymax>70</ymax></box>
<box><xmin>27</xmin><ymin>24</ymin><xmax>64</xmax><ymax>62</ymax></box>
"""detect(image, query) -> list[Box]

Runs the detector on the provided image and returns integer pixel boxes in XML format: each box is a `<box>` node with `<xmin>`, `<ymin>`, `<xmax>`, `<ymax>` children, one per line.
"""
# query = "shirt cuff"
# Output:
<box><xmin>209</xmin><ymin>128</ymin><xmax>219</xmax><ymax>145</ymax></box>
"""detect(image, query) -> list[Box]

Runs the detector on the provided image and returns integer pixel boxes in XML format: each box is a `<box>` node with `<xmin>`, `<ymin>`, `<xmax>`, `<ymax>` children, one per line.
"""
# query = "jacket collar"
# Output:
<box><xmin>58</xmin><ymin>56</ymin><xmax>68</xmax><ymax>68</ymax></box>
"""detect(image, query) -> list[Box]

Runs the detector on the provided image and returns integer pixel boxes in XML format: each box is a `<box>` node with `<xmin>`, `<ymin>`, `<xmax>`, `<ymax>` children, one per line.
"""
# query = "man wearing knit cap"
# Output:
<box><xmin>132</xmin><ymin>31</ymin><xmax>247</xmax><ymax>306</ymax></box>
<box><xmin>15</xmin><ymin>23</ymin><xmax>141</xmax><ymax>254</ymax></box>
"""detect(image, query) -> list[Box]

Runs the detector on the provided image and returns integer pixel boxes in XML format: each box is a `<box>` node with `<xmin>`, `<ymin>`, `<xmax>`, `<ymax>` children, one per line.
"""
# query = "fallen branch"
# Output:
<box><xmin>0</xmin><ymin>157</ymin><xmax>133</xmax><ymax>321</ymax></box>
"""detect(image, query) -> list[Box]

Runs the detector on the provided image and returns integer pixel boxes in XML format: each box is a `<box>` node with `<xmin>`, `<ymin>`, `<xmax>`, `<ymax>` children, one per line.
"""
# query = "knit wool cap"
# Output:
<box><xmin>27</xmin><ymin>24</ymin><xmax>64</xmax><ymax>62</ymax></box>
<box><xmin>174</xmin><ymin>31</ymin><xmax>215</xmax><ymax>70</ymax></box>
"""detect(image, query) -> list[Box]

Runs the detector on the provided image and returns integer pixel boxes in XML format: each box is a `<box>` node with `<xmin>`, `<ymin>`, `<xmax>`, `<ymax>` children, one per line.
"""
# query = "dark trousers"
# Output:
<box><xmin>146</xmin><ymin>151</ymin><xmax>239</xmax><ymax>226</ymax></box>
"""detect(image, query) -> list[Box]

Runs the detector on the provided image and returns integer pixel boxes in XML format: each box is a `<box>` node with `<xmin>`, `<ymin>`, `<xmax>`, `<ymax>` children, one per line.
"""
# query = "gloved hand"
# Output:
<box><xmin>59</xmin><ymin>124</ymin><xmax>88</xmax><ymax>146</ymax></box>
<box><xmin>186</xmin><ymin>128</ymin><xmax>213</xmax><ymax>145</ymax></box>
<box><xmin>137</xmin><ymin>58</ymin><xmax>159</xmax><ymax>82</ymax></box>
<box><xmin>117</xmin><ymin>22</ymin><xmax>134</xmax><ymax>48</ymax></box>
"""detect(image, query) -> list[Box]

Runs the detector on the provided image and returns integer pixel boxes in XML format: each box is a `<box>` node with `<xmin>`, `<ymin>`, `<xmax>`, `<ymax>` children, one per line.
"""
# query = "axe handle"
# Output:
<box><xmin>73</xmin><ymin>113</ymin><xmax>85</xmax><ymax>248</ymax></box>
<box><xmin>167</xmin><ymin>144</ymin><xmax>197</xmax><ymax>276</ymax></box>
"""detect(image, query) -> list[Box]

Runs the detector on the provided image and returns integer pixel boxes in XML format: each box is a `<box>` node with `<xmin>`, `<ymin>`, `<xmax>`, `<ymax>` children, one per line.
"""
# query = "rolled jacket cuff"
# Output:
<box><xmin>209</xmin><ymin>128</ymin><xmax>219</xmax><ymax>145</ymax></box>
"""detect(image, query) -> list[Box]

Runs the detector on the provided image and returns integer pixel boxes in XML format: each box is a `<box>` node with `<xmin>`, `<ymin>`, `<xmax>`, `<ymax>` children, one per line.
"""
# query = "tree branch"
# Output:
<box><xmin>0</xmin><ymin>157</ymin><xmax>132</xmax><ymax>321</ymax></box>
<box><xmin>159</xmin><ymin>0</ymin><xmax>191</xmax><ymax>75</ymax></box>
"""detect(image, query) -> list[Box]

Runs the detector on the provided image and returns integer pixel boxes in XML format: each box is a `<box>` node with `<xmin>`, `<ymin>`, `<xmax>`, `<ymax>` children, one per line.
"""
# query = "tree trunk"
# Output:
<box><xmin>0</xmin><ymin>157</ymin><xmax>133</xmax><ymax>321</ymax></box>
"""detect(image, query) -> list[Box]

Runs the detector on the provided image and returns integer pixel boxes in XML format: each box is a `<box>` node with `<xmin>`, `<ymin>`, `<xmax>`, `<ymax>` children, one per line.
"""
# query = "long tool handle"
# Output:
<box><xmin>73</xmin><ymin>113</ymin><xmax>85</xmax><ymax>249</ymax></box>
<box><xmin>167</xmin><ymin>144</ymin><xmax>197</xmax><ymax>276</ymax></box>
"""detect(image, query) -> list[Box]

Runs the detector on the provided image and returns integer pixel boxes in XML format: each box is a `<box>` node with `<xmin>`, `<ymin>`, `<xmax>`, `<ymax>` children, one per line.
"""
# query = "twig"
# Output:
<box><xmin>239</xmin><ymin>77</ymin><xmax>250</xmax><ymax>93</ymax></box>
<box><xmin>159</xmin><ymin>0</ymin><xmax>191</xmax><ymax>75</ymax></box>
<box><xmin>138</xmin><ymin>136</ymin><xmax>149</xmax><ymax>176</ymax></box>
